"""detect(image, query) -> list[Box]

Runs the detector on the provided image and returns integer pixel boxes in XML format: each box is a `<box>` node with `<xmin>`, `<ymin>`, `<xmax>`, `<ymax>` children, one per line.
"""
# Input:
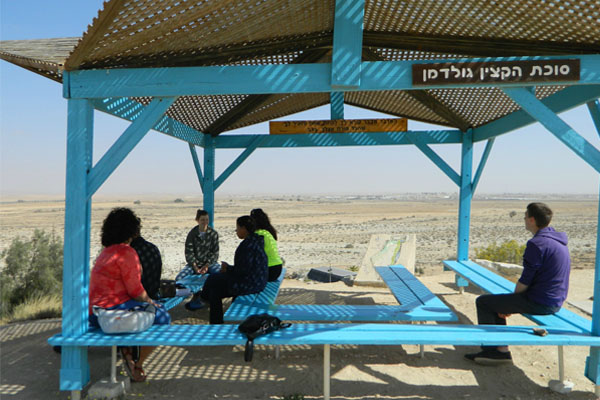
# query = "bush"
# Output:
<box><xmin>6</xmin><ymin>293</ymin><xmax>62</xmax><ymax>323</ymax></box>
<box><xmin>474</xmin><ymin>239</ymin><xmax>525</xmax><ymax>264</ymax></box>
<box><xmin>1</xmin><ymin>229</ymin><xmax>63</xmax><ymax>319</ymax></box>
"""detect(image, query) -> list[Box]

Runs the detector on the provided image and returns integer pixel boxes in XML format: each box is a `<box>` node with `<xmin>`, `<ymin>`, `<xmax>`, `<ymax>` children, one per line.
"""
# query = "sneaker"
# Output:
<box><xmin>184</xmin><ymin>299</ymin><xmax>207</xmax><ymax>311</ymax></box>
<box><xmin>465</xmin><ymin>349</ymin><xmax>512</xmax><ymax>365</ymax></box>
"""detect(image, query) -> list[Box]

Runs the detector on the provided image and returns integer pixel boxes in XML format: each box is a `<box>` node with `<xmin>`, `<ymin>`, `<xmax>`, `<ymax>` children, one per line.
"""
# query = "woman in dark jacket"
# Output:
<box><xmin>189</xmin><ymin>215</ymin><xmax>268</xmax><ymax>324</ymax></box>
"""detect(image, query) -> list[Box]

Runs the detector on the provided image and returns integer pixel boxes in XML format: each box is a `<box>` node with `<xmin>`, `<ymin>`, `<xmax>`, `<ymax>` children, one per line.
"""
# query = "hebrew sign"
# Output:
<box><xmin>412</xmin><ymin>59</ymin><xmax>580</xmax><ymax>86</ymax></box>
<box><xmin>270</xmin><ymin>118</ymin><xmax>407</xmax><ymax>134</ymax></box>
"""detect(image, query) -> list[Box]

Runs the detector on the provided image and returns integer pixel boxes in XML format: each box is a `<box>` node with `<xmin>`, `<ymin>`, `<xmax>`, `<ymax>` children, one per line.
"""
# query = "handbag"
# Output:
<box><xmin>238</xmin><ymin>313</ymin><xmax>291</xmax><ymax>361</ymax></box>
<box><xmin>93</xmin><ymin>304</ymin><xmax>156</xmax><ymax>334</ymax></box>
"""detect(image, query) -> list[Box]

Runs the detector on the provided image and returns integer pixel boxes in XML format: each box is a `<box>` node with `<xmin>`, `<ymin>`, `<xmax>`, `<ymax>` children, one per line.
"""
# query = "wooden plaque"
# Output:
<box><xmin>412</xmin><ymin>59</ymin><xmax>580</xmax><ymax>86</ymax></box>
<box><xmin>270</xmin><ymin>118</ymin><xmax>407</xmax><ymax>134</ymax></box>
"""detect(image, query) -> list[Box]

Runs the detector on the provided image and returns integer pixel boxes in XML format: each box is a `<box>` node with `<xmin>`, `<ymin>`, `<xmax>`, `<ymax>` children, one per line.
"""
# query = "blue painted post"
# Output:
<box><xmin>457</xmin><ymin>130</ymin><xmax>474</xmax><ymax>261</ymax></box>
<box><xmin>203</xmin><ymin>135</ymin><xmax>216</xmax><ymax>227</ymax></box>
<box><xmin>87</xmin><ymin>97</ymin><xmax>176</xmax><ymax>195</ymax></box>
<box><xmin>189</xmin><ymin>143</ymin><xmax>204</xmax><ymax>191</ymax></box>
<box><xmin>585</xmin><ymin>100</ymin><xmax>600</xmax><ymax>388</ymax></box>
<box><xmin>585</xmin><ymin>182</ymin><xmax>600</xmax><ymax>391</ymax></box>
<box><xmin>331</xmin><ymin>0</ymin><xmax>365</xmax><ymax>88</ymax></box>
<box><xmin>588</xmin><ymin>100</ymin><xmax>600</xmax><ymax>137</ymax></box>
<box><xmin>503</xmin><ymin>87</ymin><xmax>600</xmax><ymax>173</ymax></box>
<box><xmin>471</xmin><ymin>138</ymin><xmax>495</xmax><ymax>194</ymax></box>
<box><xmin>61</xmin><ymin>98</ymin><xmax>93</xmax><ymax>391</ymax></box>
<box><xmin>330</xmin><ymin>92</ymin><xmax>344</xmax><ymax>119</ymax></box>
<box><xmin>214</xmin><ymin>136</ymin><xmax>263</xmax><ymax>190</ymax></box>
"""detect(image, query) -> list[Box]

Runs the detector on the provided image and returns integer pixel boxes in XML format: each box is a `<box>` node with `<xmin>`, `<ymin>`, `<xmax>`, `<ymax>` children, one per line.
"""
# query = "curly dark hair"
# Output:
<box><xmin>250</xmin><ymin>208</ymin><xmax>277</xmax><ymax>240</ymax></box>
<box><xmin>101</xmin><ymin>207</ymin><xmax>141</xmax><ymax>247</ymax></box>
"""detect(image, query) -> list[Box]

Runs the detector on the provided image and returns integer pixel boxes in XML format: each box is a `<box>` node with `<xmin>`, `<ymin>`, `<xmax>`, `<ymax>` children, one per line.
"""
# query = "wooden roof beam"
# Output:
<box><xmin>362</xmin><ymin>48</ymin><xmax>471</xmax><ymax>131</ymax></box>
<box><xmin>363</xmin><ymin>31</ymin><xmax>600</xmax><ymax>57</ymax></box>
<box><xmin>68</xmin><ymin>32</ymin><xmax>332</xmax><ymax>70</ymax></box>
<box><xmin>205</xmin><ymin>48</ymin><xmax>330</xmax><ymax>136</ymax></box>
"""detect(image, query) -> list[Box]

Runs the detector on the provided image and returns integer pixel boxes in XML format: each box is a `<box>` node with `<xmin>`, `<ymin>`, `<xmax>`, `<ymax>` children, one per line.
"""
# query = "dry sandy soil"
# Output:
<box><xmin>0</xmin><ymin>195</ymin><xmax>599</xmax><ymax>399</ymax></box>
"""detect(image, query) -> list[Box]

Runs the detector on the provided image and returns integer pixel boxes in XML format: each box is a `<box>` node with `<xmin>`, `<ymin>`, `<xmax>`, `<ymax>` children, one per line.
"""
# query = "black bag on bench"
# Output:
<box><xmin>159</xmin><ymin>280</ymin><xmax>177</xmax><ymax>298</ymax></box>
<box><xmin>238</xmin><ymin>313</ymin><xmax>291</xmax><ymax>362</ymax></box>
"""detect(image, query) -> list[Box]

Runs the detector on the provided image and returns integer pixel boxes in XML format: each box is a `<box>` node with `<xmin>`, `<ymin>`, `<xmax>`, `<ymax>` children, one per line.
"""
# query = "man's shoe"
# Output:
<box><xmin>184</xmin><ymin>299</ymin><xmax>207</xmax><ymax>311</ymax></box>
<box><xmin>465</xmin><ymin>349</ymin><xmax>512</xmax><ymax>365</ymax></box>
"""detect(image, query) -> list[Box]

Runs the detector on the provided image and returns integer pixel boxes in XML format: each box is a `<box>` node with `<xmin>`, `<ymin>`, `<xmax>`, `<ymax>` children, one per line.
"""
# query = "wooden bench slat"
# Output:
<box><xmin>176</xmin><ymin>274</ymin><xmax>208</xmax><ymax>293</ymax></box>
<box><xmin>444</xmin><ymin>259</ymin><xmax>592</xmax><ymax>333</ymax></box>
<box><xmin>375</xmin><ymin>265</ymin><xmax>457</xmax><ymax>321</ymax></box>
<box><xmin>375</xmin><ymin>266</ymin><xmax>421</xmax><ymax>306</ymax></box>
<box><xmin>160</xmin><ymin>296</ymin><xmax>185</xmax><ymax>310</ymax></box>
<box><xmin>48</xmin><ymin>323</ymin><xmax>600</xmax><ymax>347</ymax></box>
<box><xmin>225</xmin><ymin>266</ymin><xmax>456</xmax><ymax>322</ymax></box>
<box><xmin>224</xmin><ymin>304</ymin><xmax>457</xmax><ymax>321</ymax></box>
<box><xmin>223</xmin><ymin>269</ymin><xmax>285</xmax><ymax>319</ymax></box>
<box><xmin>157</xmin><ymin>274</ymin><xmax>209</xmax><ymax>310</ymax></box>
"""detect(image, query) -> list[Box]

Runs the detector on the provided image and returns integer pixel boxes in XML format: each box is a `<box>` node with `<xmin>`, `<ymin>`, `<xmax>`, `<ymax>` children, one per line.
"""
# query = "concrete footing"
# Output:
<box><xmin>87</xmin><ymin>375</ymin><xmax>130</xmax><ymax>399</ymax></box>
<box><xmin>548</xmin><ymin>379</ymin><xmax>574</xmax><ymax>394</ymax></box>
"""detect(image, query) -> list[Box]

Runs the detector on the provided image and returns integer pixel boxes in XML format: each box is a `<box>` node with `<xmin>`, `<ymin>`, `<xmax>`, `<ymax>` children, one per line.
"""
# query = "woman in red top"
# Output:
<box><xmin>89</xmin><ymin>207</ymin><xmax>170</xmax><ymax>382</ymax></box>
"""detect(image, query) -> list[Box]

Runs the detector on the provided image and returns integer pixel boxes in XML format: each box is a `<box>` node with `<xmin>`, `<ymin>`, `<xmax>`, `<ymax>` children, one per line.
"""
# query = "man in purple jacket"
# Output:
<box><xmin>465</xmin><ymin>202</ymin><xmax>571</xmax><ymax>365</ymax></box>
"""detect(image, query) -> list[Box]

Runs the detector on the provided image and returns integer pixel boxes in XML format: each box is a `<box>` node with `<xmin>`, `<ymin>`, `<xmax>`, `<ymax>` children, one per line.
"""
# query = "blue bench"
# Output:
<box><xmin>224</xmin><ymin>265</ymin><xmax>456</xmax><ymax>322</ymax></box>
<box><xmin>223</xmin><ymin>268</ymin><xmax>286</xmax><ymax>320</ymax></box>
<box><xmin>48</xmin><ymin>322</ymin><xmax>600</xmax><ymax>400</ymax></box>
<box><xmin>443</xmin><ymin>260</ymin><xmax>591</xmax><ymax>332</ymax></box>
<box><xmin>443</xmin><ymin>258</ymin><xmax>593</xmax><ymax>386</ymax></box>
<box><xmin>159</xmin><ymin>274</ymin><xmax>208</xmax><ymax>310</ymax></box>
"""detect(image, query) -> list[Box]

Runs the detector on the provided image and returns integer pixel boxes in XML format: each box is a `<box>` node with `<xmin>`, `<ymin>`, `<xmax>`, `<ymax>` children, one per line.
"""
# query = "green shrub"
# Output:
<box><xmin>5</xmin><ymin>293</ymin><xmax>62</xmax><ymax>323</ymax></box>
<box><xmin>474</xmin><ymin>240</ymin><xmax>525</xmax><ymax>264</ymax></box>
<box><xmin>1</xmin><ymin>229</ymin><xmax>63</xmax><ymax>319</ymax></box>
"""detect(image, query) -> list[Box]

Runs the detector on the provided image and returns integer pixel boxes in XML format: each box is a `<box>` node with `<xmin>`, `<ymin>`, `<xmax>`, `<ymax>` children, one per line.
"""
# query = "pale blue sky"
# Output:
<box><xmin>1</xmin><ymin>1</ymin><xmax>598</xmax><ymax>197</ymax></box>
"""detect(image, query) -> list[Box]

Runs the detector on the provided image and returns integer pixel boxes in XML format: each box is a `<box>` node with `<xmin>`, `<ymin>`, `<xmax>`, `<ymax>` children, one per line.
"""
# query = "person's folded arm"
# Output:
<box><xmin>514</xmin><ymin>281</ymin><xmax>529</xmax><ymax>293</ymax></box>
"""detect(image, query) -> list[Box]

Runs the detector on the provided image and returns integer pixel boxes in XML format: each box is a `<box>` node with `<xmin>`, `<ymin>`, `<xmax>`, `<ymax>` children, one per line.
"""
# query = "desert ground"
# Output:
<box><xmin>1</xmin><ymin>194</ymin><xmax>599</xmax><ymax>399</ymax></box>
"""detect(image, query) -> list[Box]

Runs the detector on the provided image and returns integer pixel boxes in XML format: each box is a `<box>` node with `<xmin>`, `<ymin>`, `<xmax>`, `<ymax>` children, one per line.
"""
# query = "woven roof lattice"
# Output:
<box><xmin>1</xmin><ymin>0</ymin><xmax>599</xmax><ymax>134</ymax></box>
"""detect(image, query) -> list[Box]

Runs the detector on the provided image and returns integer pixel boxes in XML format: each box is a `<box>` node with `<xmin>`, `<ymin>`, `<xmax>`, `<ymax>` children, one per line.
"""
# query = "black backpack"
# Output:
<box><xmin>238</xmin><ymin>313</ymin><xmax>291</xmax><ymax>361</ymax></box>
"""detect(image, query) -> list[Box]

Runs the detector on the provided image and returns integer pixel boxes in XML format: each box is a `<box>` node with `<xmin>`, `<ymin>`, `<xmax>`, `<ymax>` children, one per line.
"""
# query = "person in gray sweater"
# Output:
<box><xmin>176</xmin><ymin>209</ymin><xmax>220</xmax><ymax>281</ymax></box>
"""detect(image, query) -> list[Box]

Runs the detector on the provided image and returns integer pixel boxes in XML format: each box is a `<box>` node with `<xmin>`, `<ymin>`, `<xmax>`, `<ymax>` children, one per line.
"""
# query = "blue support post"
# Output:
<box><xmin>474</xmin><ymin>85</ymin><xmax>600</xmax><ymax>142</ymax></box>
<box><xmin>330</xmin><ymin>92</ymin><xmax>344</xmax><ymax>120</ymax></box>
<box><xmin>203</xmin><ymin>135</ymin><xmax>216</xmax><ymax>227</ymax></box>
<box><xmin>588</xmin><ymin>100</ymin><xmax>600</xmax><ymax>137</ymax></box>
<box><xmin>61</xmin><ymin>99</ymin><xmax>93</xmax><ymax>391</ymax></box>
<box><xmin>331</xmin><ymin>0</ymin><xmax>364</xmax><ymax>88</ymax></box>
<box><xmin>90</xmin><ymin>96</ymin><xmax>203</xmax><ymax>145</ymax></box>
<box><xmin>457</xmin><ymin>130</ymin><xmax>474</xmax><ymax>262</ymax></box>
<box><xmin>189</xmin><ymin>143</ymin><xmax>204</xmax><ymax>191</ymax></box>
<box><xmin>408</xmin><ymin>135</ymin><xmax>461</xmax><ymax>186</ymax></box>
<box><xmin>214</xmin><ymin>136</ymin><xmax>263</xmax><ymax>190</ymax></box>
<box><xmin>87</xmin><ymin>97</ymin><xmax>176</xmax><ymax>195</ymax></box>
<box><xmin>503</xmin><ymin>87</ymin><xmax>600</xmax><ymax>173</ymax></box>
<box><xmin>472</xmin><ymin>138</ymin><xmax>495</xmax><ymax>194</ymax></box>
<box><xmin>585</xmin><ymin>182</ymin><xmax>600</xmax><ymax>390</ymax></box>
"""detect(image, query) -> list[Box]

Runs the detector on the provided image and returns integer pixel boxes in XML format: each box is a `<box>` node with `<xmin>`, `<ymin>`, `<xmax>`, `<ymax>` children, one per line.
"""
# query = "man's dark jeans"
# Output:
<box><xmin>476</xmin><ymin>292</ymin><xmax>560</xmax><ymax>350</ymax></box>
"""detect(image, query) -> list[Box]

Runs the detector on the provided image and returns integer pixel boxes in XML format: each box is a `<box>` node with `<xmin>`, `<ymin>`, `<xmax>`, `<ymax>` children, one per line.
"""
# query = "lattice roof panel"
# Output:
<box><xmin>345</xmin><ymin>90</ymin><xmax>452</xmax><ymax>126</ymax></box>
<box><xmin>364</xmin><ymin>0</ymin><xmax>599</xmax><ymax>43</ymax></box>
<box><xmin>1</xmin><ymin>0</ymin><xmax>598</xmax><ymax>135</ymax></box>
<box><xmin>0</xmin><ymin>38</ymin><xmax>79</xmax><ymax>82</ymax></box>
<box><xmin>229</xmin><ymin>93</ymin><xmax>331</xmax><ymax>131</ymax></box>
<box><xmin>65</xmin><ymin>0</ymin><xmax>335</xmax><ymax>70</ymax></box>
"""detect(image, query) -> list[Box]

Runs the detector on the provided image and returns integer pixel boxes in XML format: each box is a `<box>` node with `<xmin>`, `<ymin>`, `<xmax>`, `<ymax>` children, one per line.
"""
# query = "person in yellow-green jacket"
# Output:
<box><xmin>250</xmin><ymin>208</ymin><xmax>283</xmax><ymax>281</ymax></box>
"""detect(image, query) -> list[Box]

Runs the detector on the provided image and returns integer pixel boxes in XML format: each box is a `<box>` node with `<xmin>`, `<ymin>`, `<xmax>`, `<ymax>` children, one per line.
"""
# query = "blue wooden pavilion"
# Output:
<box><xmin>2</xmin><ymin>0</ymin><xmax>600</xmax><ymax>397</ymax></box>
